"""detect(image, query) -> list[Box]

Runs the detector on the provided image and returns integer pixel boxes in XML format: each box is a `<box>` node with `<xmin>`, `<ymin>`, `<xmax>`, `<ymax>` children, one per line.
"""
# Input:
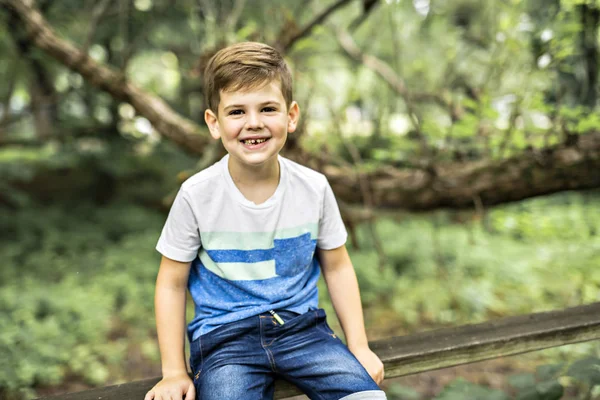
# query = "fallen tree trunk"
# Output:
<box><xmin>321</xmin><ymin>133</ymin><xmax>600</xmax><ymax>210</ymax></box>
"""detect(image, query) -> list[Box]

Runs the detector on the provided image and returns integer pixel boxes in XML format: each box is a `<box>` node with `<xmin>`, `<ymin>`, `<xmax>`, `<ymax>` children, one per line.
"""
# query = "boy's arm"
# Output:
<box><xmin>145</xmin><ymin>256</ymin><xmax>195</xmax><ymax>400</ymax></box>
<box><xmin>317</xmin><ymin>245</ymin><xmax>385</xmax><ymax>385</ymax></box>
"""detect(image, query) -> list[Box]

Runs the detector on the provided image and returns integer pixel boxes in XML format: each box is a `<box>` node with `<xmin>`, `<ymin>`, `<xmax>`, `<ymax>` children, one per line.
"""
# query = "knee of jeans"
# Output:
<box><xmin>201</xmin><ymin>365</ymin><xmax>249</xmax><ymax>386</ymax></box>
<box><xmin>339</xmin><ymin>390</ymin><xmax>387</xmax><ymax>400</ymax></box>
<box><xmin>198</xmin><ymin>364</ymin><xmax>272</xmax><ymax>399</ymax></box>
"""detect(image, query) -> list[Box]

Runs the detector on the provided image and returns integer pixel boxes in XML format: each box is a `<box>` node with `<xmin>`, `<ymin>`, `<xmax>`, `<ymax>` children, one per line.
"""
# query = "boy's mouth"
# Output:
<box><xmin>240</xmin><ymin>138</ymin><xmax>269</xmax><ymax>145</ymax></box>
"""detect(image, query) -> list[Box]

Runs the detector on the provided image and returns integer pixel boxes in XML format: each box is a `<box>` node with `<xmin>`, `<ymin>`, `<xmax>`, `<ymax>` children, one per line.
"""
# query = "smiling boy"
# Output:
<box><xmin>145</xmin><ymin>42</ymin><xmax>385</xmax><ymax>400</ymax></box>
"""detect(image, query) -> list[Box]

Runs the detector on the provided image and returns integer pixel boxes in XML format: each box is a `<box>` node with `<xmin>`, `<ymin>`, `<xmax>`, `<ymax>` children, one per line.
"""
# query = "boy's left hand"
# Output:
<box><xmin>350</xmin><ymin>346</ymin><xmax>385</xmax><ymax>385</ymax></box>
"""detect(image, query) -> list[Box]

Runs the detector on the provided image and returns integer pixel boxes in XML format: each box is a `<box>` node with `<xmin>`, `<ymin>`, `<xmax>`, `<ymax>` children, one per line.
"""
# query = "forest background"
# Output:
<box><xmin>1</xmin><ymin>0</ymin><xmax>600</xmax><ymax>399</ymax></box>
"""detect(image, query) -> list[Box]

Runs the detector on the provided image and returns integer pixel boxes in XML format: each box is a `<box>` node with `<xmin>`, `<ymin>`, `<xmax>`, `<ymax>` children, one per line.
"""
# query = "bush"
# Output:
<box><xmin>0</xmin><ymin>203</ymin><xmax>164</xmax><ymax>398</ymax></box>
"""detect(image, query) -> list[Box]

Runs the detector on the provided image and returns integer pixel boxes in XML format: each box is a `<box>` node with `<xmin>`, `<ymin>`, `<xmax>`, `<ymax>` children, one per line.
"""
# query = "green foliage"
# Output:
<box><xmin>0</xmin><ymin>203</ymin><xmax>164</xmax><ymax>399</ymax></box>
<box><xmin>537</xmin><ymin>363</ymin><xmax>565</xmax><ymax>381</ymax></box>
<box><xmin>433</xmin><ymin>378</ymin><xmax>509</xmax><ymax>400</ymax></box>
<box><xmin>557</xmin><ymin>106</ymin><xmax>600</xmax><ymax>134</ymax></box>
<box><xmin>567</xmin><ymin>357</ymin><xmax>600</xmax><ymax>386</ymax></box>
<box><xmin>386</xmin><ymin>383</ymin><xmax>421</xmax><ymax>400</ymax></box>
<box><xmin>386</xmin><ymin>356</ymin><xmax>600</xmax><ymax>399</ymax></box>
<box><xmin>339</xmin><ymin>190</ymin><xmax>600</xmax><ymax>398</ymax></box>
<box><xmin>344</xmin><ymin>190</ymin><xmax>600</xmax><ymax>327</ymax></box>
<box><xmin>2</xmin><ymin>0</ymin><xmax>597</xmax><ymax>177</ymax></box>
<box><xmin>2</xmin><ymin>0</ymin><xmax>599</xmax><ymax>173</ymax></box>
<box><xmin>506</xmin><ymin>372</ymin><xmax>564</xmax><ymax>400</ymax></box>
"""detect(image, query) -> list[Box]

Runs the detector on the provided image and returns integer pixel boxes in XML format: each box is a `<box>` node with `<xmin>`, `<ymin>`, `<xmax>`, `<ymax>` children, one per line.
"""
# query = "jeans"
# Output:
<box><xmin>189</xmin><ymin>308</ymin><xmax>386</xmax><ymax>400</ymax></box>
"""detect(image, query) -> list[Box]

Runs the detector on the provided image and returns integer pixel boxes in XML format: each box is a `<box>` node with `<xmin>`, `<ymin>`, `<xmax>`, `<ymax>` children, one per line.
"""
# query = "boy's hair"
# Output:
<box><xmin>204</xmin><ymin>42</ymin><xmax>293</xmax><ymax>113</ymax></box>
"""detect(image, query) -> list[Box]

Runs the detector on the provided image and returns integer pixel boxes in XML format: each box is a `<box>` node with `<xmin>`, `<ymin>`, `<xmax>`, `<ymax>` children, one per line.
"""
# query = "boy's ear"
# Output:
<box><xmin>287</xmin><ymin>101</ymin><xmax>300</xmax><ymax>133</ymax></box>
<box><xmin>204</xmin><ymin>109</ymin><xmax>221</xmax><ymax>140</ymax></box>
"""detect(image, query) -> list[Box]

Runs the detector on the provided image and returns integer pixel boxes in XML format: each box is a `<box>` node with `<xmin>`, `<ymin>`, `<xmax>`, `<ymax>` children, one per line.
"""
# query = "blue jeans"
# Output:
<box><xmin>189</xmin><ymin>308</ymin><xmax>386</xmax><ymax>400</ymax></box>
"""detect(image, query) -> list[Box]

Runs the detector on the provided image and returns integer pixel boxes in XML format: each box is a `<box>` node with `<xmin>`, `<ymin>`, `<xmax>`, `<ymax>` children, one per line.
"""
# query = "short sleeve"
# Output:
<box><xmin>156</xmin><ymin>189</ymin><xmax>201</xmax><ymax>262</ymax></box>
<box><xmin>317</xmin><ymin>179</ymin><xmax>348</xmax><ymax>250</ymax></box>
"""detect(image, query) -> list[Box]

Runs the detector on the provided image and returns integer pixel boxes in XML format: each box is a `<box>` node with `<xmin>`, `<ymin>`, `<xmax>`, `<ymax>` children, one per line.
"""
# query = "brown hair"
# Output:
<box><xmin>203</xmin><ymin>42</ymin><xmax>293</xmax><ymax>113</ymax></box>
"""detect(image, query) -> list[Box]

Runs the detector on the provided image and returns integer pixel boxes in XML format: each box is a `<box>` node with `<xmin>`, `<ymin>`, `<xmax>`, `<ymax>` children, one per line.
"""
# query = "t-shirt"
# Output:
<box><xmin>156</xmin><ymin>154</ymin><xmax>347</xmax><ymax>340</ymax></box>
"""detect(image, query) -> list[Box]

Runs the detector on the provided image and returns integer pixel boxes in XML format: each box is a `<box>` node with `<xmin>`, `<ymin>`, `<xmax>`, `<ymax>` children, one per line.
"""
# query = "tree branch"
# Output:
<box><xmin>1</xmin><ymin>0</ymin><xmax>209</xmax><ymax>155</ymax></box>
<box><xmin>0</xmin><ymin>60</ymin><xmax>18</xmax><ymax>129</ymax></box>
<box><xmin>336</xmin><ymin>28</ymin><xmax>439</xmax><ymax>155</ymax></box>
<box><xmin>81</xmin><ymin>0</ymin><xmax>113</xmax><ymax>55</ymax></box>
<box><xmin>5</xmin><ymin>2</ymin><xmax>57</xmax><ymax>140</ymax></box>
<box><xmin>314</xmin><ymin>132</ymin><xmax>600</xmax><ymax>211</ymax></box>
<box><xmin>336</xmin><ymin>28</ymin><xmax>450</xmax><ymax>109</ymax></box>
<box><xmin>348</xmin><ymin>0</ymin><xmax>380</xmax><ymax>32</ymax></box>
<box><xmin>225</xmin><ymin>0</ymin><xmax>246</xmax><ymax>33</ymax></box>
<box><xmin>279</xmin><ymin>0</ymin><xmax>354</xmax><ymax>52</ymax></box>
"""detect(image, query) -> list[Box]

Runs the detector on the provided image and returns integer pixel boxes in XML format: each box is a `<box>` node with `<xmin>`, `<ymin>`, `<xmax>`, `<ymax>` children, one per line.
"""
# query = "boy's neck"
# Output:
<box><xmin>227</xmin><ymin>156</ymin><xmax>280</xmax><ymax>204</ymax></box>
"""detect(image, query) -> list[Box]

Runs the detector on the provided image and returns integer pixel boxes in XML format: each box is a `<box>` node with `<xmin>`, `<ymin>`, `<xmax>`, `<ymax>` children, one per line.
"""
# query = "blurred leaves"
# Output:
<box><xmin>334</xmin><ymin>190</ymin><xmax>600</xmax><ymax>330</ymax></box>
<box><xmin>433</xmin><ymin>378</ymin><xmax>509</xmax><ymax>400</ymax></box>
<box><xmin>0</xmin><ymin>203</ymin><xmax>164</xmax><ymax>397</ymax></box>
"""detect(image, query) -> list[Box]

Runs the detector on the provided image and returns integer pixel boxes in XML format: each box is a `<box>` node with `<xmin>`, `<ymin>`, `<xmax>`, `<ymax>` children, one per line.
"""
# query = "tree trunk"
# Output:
<box><xmin>6</xmin><ymin>2</ymin><xmax>57</xmax><ymax>140</ymax></box>
<box><xmin>317</xmin><ymin>134</ymin><xmax>600</xmax><ymax>210</ymax></box>
<box><xmin>579</xmin><ymin>4</ymin><xmax>599</xmax><ymax>108</ymax></box>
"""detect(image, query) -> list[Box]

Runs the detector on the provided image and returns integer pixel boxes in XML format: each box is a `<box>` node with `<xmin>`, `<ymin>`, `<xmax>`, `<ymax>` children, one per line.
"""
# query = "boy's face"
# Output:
<box><xmin>205</xmin><ymin>80</ymin><xmax>299</xmax><ymax>170</ymax></box>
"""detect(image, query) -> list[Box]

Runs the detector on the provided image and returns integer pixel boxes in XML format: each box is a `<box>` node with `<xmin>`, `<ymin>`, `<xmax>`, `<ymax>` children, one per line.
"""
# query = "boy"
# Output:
<box><xmin>145</xmin><ymin>42</ymin><xmax>385</xmax><ymax>400</ymax></box>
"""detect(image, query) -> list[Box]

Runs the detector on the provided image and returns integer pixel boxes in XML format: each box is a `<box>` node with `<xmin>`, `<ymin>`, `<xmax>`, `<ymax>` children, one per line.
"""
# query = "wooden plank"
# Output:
<box><xmin>372</xmin><ymin>301</ymin><xmax>600</xmax><ymax>377</ymax></box>
<box><xmin>37</xmin><ymin>302</ymin><xmax>600</xmax><ymax>400</ymax></box>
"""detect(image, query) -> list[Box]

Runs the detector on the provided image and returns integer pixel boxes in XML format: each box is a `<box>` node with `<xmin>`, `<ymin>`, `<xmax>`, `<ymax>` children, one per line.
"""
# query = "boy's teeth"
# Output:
<box><xmin>243</xmin><ymin>138</ymin><xmax>266</xmax><ymax>144</ymax></box>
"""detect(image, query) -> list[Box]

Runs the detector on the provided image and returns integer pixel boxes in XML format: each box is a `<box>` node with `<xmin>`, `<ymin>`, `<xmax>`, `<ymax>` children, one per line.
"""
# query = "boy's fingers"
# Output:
<box><xmin>186</xmin><ymin>382</ymin><xmax>196</xmax><ymax>400</ymax></box>
<box><xmin>144</xmin><ymin>390</ymin><xmax>154</xmax><ymax>400</ymax></box>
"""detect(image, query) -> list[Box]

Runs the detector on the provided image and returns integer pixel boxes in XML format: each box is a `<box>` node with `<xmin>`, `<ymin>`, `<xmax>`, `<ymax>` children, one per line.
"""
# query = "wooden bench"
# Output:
<box><xmin>37</xmin><ymin>302</ymin><xmax>600</xmax><ymax>399</ymax></box>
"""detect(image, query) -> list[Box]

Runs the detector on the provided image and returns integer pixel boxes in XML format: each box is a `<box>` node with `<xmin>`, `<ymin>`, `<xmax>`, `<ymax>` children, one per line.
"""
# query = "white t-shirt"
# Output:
<box><xmin>156</xmin><ymin>154</ymin><xmax>347</xmax><ymax>340</ymax></box>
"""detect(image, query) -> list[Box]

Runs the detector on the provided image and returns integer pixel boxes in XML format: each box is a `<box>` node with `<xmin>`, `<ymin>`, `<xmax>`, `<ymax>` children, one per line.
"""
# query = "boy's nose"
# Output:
<box><xmin>245</xmin><ymin>112</ymin><xmax>264</xmax><ymax>130</ymax></box>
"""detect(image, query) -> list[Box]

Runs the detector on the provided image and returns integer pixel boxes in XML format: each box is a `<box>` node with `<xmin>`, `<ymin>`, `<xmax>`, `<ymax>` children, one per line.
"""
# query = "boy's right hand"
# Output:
<box><xmin>144</xmin><ymin>373</ymin><xmax>196</xmax><ymax>400</ymax></box>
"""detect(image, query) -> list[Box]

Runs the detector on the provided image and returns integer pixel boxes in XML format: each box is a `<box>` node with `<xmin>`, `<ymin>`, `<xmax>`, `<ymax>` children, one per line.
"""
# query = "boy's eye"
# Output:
<box><xmin>262</xmin><ymin>107</ymin><xmax>276</xmax><ymax>112</ymax></box>
<box><xmin>229</xmin><ymin>109</ymin><xmax>244</xmax><ymax>115</ymax></box>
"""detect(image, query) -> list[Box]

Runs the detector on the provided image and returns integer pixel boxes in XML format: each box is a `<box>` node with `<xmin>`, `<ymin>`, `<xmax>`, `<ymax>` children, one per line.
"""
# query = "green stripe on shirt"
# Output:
<box><xmin>201</xmin><ymin>223</ymin><xmax>318</xmax><ymax>250</ymax></box>
<box><xmin>199</xmin><ymin>250</ymin><xmax>278</xmax><ymax>280</ymax></box>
